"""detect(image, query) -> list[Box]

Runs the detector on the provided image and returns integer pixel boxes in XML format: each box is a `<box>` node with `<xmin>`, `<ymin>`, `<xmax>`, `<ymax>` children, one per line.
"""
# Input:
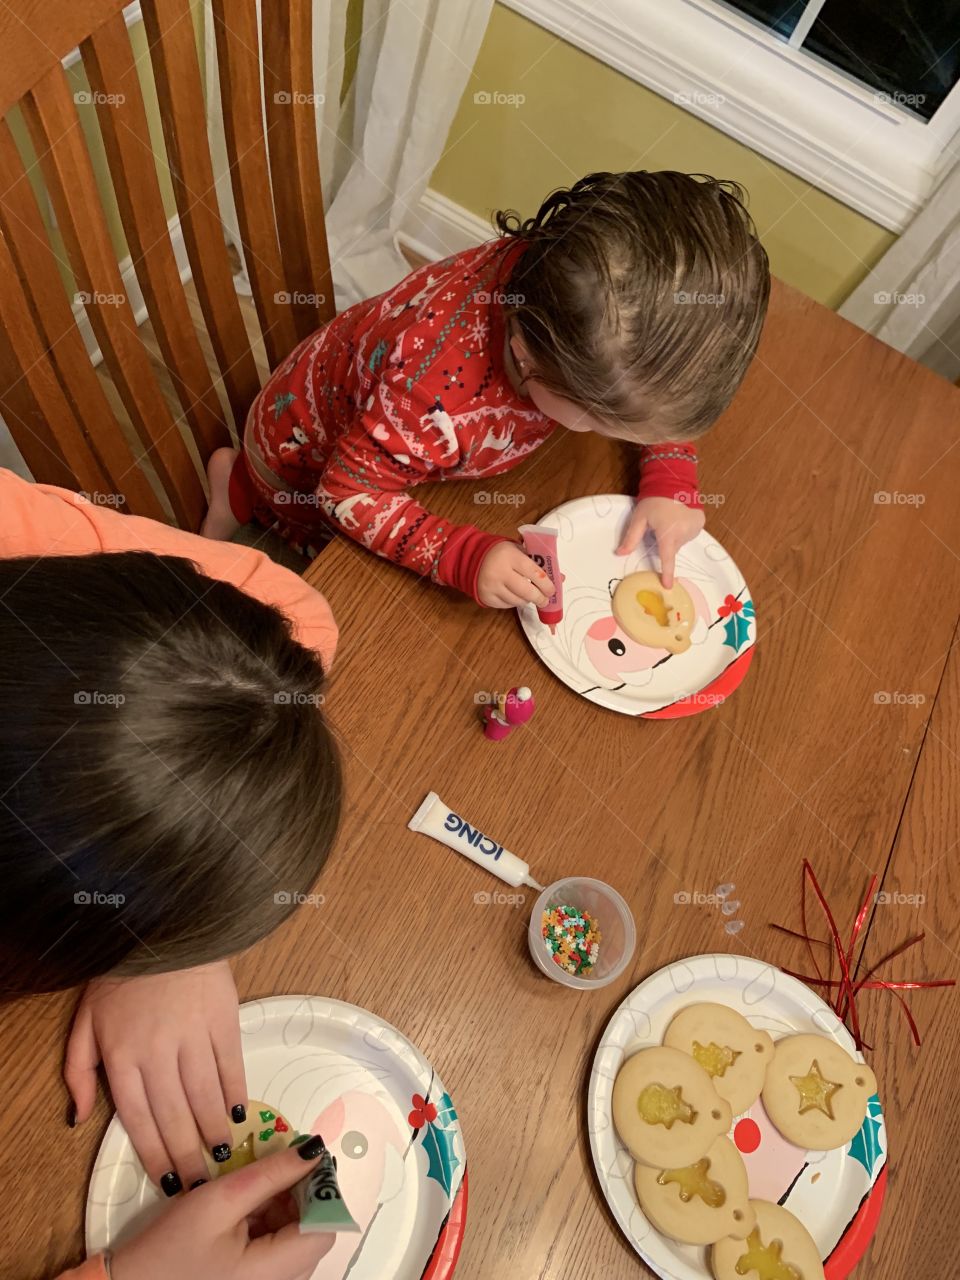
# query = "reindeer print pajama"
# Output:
<box><xmin>232</xmin><ymin>239</ymin><xmax>699</xmax><ymax>601</ymax></box>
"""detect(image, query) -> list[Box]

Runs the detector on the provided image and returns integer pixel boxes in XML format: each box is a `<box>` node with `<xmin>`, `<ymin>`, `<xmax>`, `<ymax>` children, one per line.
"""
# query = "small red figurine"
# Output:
<box><xmin>482</xmin><ymin>686</ymin><xmax>535</xmax><ymax>741</ymax></box>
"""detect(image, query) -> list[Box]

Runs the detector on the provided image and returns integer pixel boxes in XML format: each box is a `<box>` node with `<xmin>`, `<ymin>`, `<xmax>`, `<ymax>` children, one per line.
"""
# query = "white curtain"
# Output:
<box><xmin>840</xmin><ymin>158</ymin><xmax>960</xmax><ymax>382</ymax></box>
<box><xmin>206</xmin><ymin>0</ymin><xmax>494</xmax><ymax>311</ymax></box>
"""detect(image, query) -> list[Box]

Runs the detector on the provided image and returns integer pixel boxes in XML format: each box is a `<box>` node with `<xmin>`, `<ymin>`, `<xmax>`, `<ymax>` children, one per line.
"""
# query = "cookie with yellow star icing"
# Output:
<box><xmin>663</xmin><ymin>1003</ymin><xmax>775</xmax><ymax>1114</ymax></box>
<box><xmin>612</xmin><ymin>1046</ymin><xmax>732</xmax><ymax>1169</ymax></box>
<box><xmin>202</xmin><ymin>1099</ymin><xmax>295</xmax><ymax>1178</ymax></box>
<box><xmin>635</xmin><ymin>1136</ymin><xmax>755</xmax><ymax>1245</ymax></box>
<box><xmin>712</xmin><ymin>1199</ymin><xmax>824</xmax><ymax>1280</ymax></box>
<box><xmin>760</xmin><ymin>1034</ymin><xmax>877</xmax><ymax>1150</ymax></box>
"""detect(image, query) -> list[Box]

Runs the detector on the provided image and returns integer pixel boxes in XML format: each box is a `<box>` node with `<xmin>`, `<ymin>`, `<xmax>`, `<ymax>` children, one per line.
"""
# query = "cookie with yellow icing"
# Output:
<box><xmin>663</xmin><ymin>1003</ymin><xmax>775</xmax><ymax>1114</ymax></box>
<box><xmin>202</xmin><ymin>1099</ymin><xmax>294</xmax><ymax>1178</ymax></box>
<box><xmin>612</xmin><ymin>1046</ymin><xmax>732</xmax><ymax>1168</ymax></box>
<box><xmin>612</xmin><ymin>571</ymin><xmax>696</xmax><ymax>654</ymax></box>
<box><xmin>761</xmin><ymin>1035</ymin><xmax>877</xmax><ymax>1150</ymax></box>
<box><xmin>635</xmin><ymin>1136</ymin><xmax>755</xmax><ymax>1245</ymax></box>
<box><xmin>712</xmin><ymin>1199</ymin><xmax>824</xmax><ymax>1280</ymax></box>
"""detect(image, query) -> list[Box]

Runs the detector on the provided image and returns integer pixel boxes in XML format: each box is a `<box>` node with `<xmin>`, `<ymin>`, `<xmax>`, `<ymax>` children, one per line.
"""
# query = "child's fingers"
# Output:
<box><xmin>63</xmin><ymin>998</ymin><xmax>100</xmax><ymax>1124</ymax></box>
<box><xmin>658</xmin><ymin>538</ymin><xmax>678</xmax><ymax>589</ymax></box>
<box><xmin>179</xmin><ymin>1040</ymin><xmax>236</xmax><ymax>1163</ymax></box>
<box><xmin>510</xmin><ymin>571</ymin><xmax>550</xmax><ymax>607</ymax></box>
<box><xmin>616</xmin><ymin>513</ymin><xmax>647</xmax><ymax>555</ymax></box>
<box><xmin>214</xmin><ymin>1140</ymin><xmax>327</xmax><ymax>1225</ymax></box>
<box><xmin>141</xmin><ymin>1058</ymin><xmax>214</xmax><ymax>1189</ymax></box>
<box><xmin>212</xmin><ymin>1015</ymin><xmax>248</xmax><ymax>1128</ymax></box>
<box><xmin>111</xmin><ymin>1068</ymin><xmax>179</xmax><ymax>1188</ymax></box>
<box><xmin>243</xmin><ymin>1220</ymin><xmax>335</xmax><ymax>1280</ymax></box>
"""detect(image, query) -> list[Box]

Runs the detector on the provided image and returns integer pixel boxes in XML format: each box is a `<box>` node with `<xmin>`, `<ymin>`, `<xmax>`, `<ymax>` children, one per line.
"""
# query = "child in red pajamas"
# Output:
<box><xmin>202</xmin><ymin>171</ymin><xmax>770</xmax><ymax>606</ymax></box>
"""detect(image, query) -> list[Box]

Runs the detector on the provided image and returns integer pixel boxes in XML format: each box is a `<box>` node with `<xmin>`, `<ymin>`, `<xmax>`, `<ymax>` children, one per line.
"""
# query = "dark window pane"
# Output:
<box><xmin>715</xmin><ymin>0</ymin><xmax>807</xmax><ymax>40</ymax></box>
<box><xmin>804</xmin><ymin>1</ymin><xmax>960</xmax><ymax>120</ymax></box>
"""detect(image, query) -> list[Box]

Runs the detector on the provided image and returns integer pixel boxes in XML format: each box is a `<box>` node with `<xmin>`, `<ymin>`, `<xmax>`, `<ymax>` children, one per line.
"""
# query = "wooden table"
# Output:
<box><xmin>5</xmin><ymin>280</ymin><xmax>960</xmax><ymax>1278</ymax></box>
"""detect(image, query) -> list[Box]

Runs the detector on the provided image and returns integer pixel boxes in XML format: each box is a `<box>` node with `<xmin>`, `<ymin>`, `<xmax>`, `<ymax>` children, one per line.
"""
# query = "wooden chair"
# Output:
<box><xmin>0</xmin><ymin>0</ymin><xmax>335</xmax><ymax>530</ymax></box>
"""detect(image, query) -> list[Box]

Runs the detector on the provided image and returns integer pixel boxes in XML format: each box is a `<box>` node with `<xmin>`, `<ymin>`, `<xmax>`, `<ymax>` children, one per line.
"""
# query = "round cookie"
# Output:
<box><xmin>712</xmin><ymin>1199</ymin><xmax>824</xmax><ymax>1280</ymax></box>
<box><xmin>761</xmin><ymin>1034</ymin><xmax>877</xmax><ymax>1151</ymax></box>
<box><xmin>612</xmin><ymin>1045</ymin><xmax>733</xmax><ymax>1169</ymax></box>
<box><xmin>663</xmin><ymin>1003</ymin><xmax>775</xmax><ymax>1114</ymax></box>
<box><xmin>203</xmin><ymin>1099</ymin><xmax>295</xmax><ymax>1178</ymax></box>
<box><xmin>635</xmin><ymin>1135</ymin><xmax>755</xmax><ymax>1246</ymax></box>
<box><xmin>612</xmin><ymin>571</ymin><xmax>696</xmax><ymax>654</ymax></box>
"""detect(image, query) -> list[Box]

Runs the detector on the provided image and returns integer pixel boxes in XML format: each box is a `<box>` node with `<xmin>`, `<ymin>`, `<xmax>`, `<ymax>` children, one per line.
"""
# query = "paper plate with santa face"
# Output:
<box><xmin>517</xmin><ymin>495</ymin><xmax>756</xmax><ymax>717</ymax></box>
<box><xmin>86</xmin><ymin>996</ymin><xmax>467</xmax><ymax>1280</ymax></box>
<box><xmin>588</xmin><ymin>954</ymin><xmax>886</xmax><ymax>1280</ymax></box>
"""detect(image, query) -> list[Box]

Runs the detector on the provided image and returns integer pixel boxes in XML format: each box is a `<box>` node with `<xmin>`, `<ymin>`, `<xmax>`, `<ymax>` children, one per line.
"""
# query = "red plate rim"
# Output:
<box><xmin>420</xmin><ymin>1170</ymin><xmax>468</xmax><ymax>1280</ymax></box>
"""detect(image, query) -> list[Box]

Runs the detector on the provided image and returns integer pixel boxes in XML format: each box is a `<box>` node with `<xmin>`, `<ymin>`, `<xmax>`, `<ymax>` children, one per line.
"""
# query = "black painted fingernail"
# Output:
<box><xmin>231</xmin><ymin>1104</ymin><xmax>246</xmax><ymax>1124</ymax></box>
<box><xmin>297</xmin><ymin>1134</ymin><xmax>326</xmax><ymax>1161</ymax></box>
<box><xmin>67</xmin><ymin>1104</ymin><xmax>77</xmax><ymax>1129</ymax></box>
<box><xmin>160</xmin><ymin>1172</ymin><xmax>182</xmax><ymax>1197</ymax></box>
<box><xmin>211</xmin><ymin>1143</ymin><xmax>231</xmax><ymax>1163</ymax></box>
<box><xmin>189</xmin><ymin>1179</ymin><xmax>207</xmax><ymax>1190</ymax></box>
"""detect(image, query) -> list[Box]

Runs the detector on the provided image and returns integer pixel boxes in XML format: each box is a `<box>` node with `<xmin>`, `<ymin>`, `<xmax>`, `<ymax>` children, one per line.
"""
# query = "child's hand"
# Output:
<box><xmin>616</xmin><ymin>497</ymin><xmax>705</xmax><ymax>588</ymax></box>
<box><xmin>109</xmin><ymin>1139</ymin><xmax>335</xmax><ymax>1280</ymax></box>
<box><xmin>477</xmin><ymin>541</ymin><xmax>555</xmax><ymax>608</ymax></box>
<box><xmin>65</xmin><ymin>962</ymin><xmax>246</xmax><ymax>1191</ymax></box>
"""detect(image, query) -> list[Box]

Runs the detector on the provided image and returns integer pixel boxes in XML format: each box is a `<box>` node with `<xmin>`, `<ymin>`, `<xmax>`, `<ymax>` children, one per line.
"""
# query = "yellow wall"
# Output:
<box><xmin>431</xmin><ymin>5</ymin><xmax>895</xmax><ymax>308</ymax></box>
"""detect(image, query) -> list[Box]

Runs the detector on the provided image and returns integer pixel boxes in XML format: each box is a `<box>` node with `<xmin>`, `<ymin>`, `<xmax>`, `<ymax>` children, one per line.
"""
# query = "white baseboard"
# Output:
<box><xmin>398</xmin><ymin>187</ymin><xmax>494</xmax><ymax>262</ymax></box>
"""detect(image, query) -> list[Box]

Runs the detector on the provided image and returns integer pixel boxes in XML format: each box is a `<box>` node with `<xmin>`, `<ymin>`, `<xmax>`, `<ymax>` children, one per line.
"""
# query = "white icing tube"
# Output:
<box><xmin>408</xmin><ymin>792</ymin><xmax>543</xmax><ymax>889</ymax></box>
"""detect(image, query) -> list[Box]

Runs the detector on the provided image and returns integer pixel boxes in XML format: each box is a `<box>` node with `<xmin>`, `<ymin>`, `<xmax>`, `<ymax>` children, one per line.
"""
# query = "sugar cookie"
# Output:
<box><xmin>663</xmin><ymin>1003</ymin><xmax>775</xmax><ymax>1114</ymax></box>
<box><xmin>612</xmin><ymin>1046</ymin><xmax>733</xmax><ymax>1168</ymax></box>
<box><xmin>635</xmin><ymin>1136</ymin><xmax>755</xmax><ymax>1245</ymax></box>
<box><xmin>712</xmin><ymin>1199</ymin><xmax>824</xmax><ymax>1280</ymax></box>
<box><xmin>761</xmin><ymin>1035</ymin><xmax>876</xmax><ymax>1151</ymax></box>
<box><xmin>612</xmin><ymin>571</ymin><xmax>696</xmax><ymax>654</ymax></box>
<box><xmin>203</xmin><ymin>1099</ymin><xmax>295</xmax><ymax>1178</ymax></box>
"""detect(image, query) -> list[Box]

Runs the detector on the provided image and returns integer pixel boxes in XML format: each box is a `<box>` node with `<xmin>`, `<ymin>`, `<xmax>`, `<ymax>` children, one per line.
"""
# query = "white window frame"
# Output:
<box><xmin>501</xmin><ymin>0</ymin><xmax>960</xmax><ymax>231</ymax></box>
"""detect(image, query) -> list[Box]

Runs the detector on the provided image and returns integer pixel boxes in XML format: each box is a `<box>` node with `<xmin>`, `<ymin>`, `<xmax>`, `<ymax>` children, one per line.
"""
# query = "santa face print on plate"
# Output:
<box><xmin>588</xmin><ymin>955</ymin><xmax>887</xmax><ymax>1280</ymax></box>
<box><xmin>87</xmin><ymin>998</ymin><xmax>467</xmax><ymax>1280</ymax></box>
<box><xmin>517</xmin><ymin>496</ymin><xmax>756</xmax><ymax>716</ymax></box>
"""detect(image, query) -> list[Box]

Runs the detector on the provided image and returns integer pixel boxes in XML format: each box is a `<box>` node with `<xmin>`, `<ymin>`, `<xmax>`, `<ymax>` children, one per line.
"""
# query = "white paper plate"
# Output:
<box><xmin>588</xmin><ymin>955</ymin><xmax>887</xmax><ymax>1279</ymax></box>
<box><xmin>86</xmin><ymin>996</ymin><xmax>467</xmax><ymax>1280</ymax></box>
<box><xmin>518</xmin><ymin>495</ymin><xmax>756</xmax><ymax>716</ymax></box>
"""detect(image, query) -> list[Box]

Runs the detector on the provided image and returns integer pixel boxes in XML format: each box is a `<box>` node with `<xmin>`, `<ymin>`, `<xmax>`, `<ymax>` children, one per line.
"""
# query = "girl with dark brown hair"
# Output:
<box><xmin>203</xmin><ymin>170</ymin><xmax>770</xmax><ymax>599</ymax></box>
<box><xmin>1</xmin><ymin>469</ymin><xmax>341</xmax><ymax>1278</ymax></box>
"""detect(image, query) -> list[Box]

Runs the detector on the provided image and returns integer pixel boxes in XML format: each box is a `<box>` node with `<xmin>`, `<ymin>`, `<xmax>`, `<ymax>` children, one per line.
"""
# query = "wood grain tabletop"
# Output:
<box><xmin>3</xmin><ymin>280</ymin><xmax>959</xmax><ymax>1279</ymax></box>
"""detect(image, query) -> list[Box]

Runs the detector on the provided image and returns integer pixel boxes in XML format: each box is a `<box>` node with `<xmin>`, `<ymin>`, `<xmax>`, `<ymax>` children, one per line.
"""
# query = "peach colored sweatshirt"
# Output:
<box><xmin>0</xmin><ymin>469</ymin><xmax>337</xmax><ymax>1280</ymax></box>
<box><xmin>0</xmin><ymin>469</ymin><xmax>338</xmax><ymax>668</ymax></box>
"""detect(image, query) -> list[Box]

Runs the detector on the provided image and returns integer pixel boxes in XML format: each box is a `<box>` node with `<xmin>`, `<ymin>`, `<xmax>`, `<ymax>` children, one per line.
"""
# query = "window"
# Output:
<box><xmin>503</xmin><ymin>0</ymin><xmax>960</xmax><ymax>230</ymax></box>
<box><xmin>720</xmin><ymin>0</ymin><xmax>960</xmax><ymax>121</ymax></box>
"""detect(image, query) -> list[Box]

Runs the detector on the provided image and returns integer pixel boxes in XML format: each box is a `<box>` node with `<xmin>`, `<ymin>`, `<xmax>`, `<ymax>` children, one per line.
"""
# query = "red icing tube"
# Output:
<box><xmin>519</xmin><ymin>524</ymin><xmax>563</xmax><ymax>632</ymax></box>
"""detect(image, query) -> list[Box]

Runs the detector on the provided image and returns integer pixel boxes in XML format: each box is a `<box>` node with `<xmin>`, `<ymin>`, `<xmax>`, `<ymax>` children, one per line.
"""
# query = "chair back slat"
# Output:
<box><xmin>83</xmin><ymin>13</ymin><xmax>232</xmax><ymax>463</ymax></box>
<box><xmin>142</xmin><ymin>0</ymin><xmax>263</xmax><ymax>428</ymax></box>
<box><xmin>0</xmin><ymin>119</ymin><xmax>166</xmax><ymax>518</ymax></box>
<box><xmin>0</xmin><ymin>221</ymin><xmax>167</xmax><ymax>516</ymax></box>
<box><xmin>0</xmin><ymin>0</ymin><xmax>337</xmax><ymax>519</ymax></box>
<box><xmin>210</xmin><ymin>0</ymin><xmax>302</xmax><ymax>369</ymax></box>
<box><xmin>0</xmin><ymin>0</ymin><xmax>127</xmax><ymax>117</ymax></box>
<box><xmin>21</xmin><ymin>65</ymin><xmax>204</xmax><ymax>529</ymax></box>
<box><xmin>261</xmin><ymin>0</ymin><xmax>336</xmax><ymax>339</ymax></box>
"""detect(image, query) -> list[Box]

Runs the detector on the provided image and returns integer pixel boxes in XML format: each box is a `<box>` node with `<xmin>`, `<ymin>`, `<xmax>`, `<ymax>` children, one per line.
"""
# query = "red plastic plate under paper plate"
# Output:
<box><xmin>422</xmin><ymin>1173</ymin><xmax>468</xmax><ymax>1280</ymax></box>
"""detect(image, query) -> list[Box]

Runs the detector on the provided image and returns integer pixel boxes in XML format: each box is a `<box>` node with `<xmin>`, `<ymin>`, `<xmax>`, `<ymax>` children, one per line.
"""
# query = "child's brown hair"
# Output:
<box><xmin>0</xmin><ymin>551</ymin><xmax>341</xmax><ymax>997</ymax></box>
<box><xmin>495</xmin><ymin>170</ymin><xmax>770</xmax><ymax>439</ymax></box>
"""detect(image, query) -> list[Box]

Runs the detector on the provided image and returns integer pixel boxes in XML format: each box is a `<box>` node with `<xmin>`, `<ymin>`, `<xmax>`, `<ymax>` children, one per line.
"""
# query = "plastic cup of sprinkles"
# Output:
<box><xmin>528</xmin><ymin>877</ymin><xmax>636</xmax><ymax>990</ymax></box>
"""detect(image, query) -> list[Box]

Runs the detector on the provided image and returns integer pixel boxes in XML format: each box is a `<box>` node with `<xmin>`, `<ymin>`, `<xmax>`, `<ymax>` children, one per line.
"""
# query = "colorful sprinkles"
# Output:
<box><xmin>541</xmin><ymin>904</ymin><xmax>602</xmax><ymax>976</ymax></box>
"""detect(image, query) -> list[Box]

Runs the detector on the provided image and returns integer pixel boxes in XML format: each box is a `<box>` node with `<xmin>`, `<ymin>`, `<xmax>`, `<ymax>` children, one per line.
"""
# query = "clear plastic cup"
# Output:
<box><xmin>529</xmin><ymin>877</ymin><xmax>636</xmax><ymax>989</ymax></box>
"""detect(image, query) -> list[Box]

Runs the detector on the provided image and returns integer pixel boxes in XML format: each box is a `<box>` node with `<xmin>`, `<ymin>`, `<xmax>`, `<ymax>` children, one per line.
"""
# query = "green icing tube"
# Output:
<box><xmin>295</xmin><ymin>1149</ymin><xmax>361</xmax><ymax>1234</ymax></box>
